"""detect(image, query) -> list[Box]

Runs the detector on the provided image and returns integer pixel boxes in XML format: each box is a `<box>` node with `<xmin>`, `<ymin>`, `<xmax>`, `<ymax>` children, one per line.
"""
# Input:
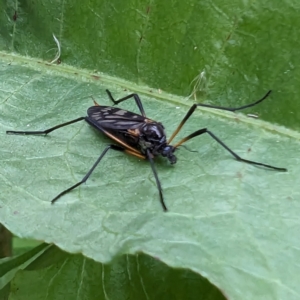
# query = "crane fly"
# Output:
<box><xmin>6</xmin><ymin>89</ymin><xmax>287</xmax><ymax>211</ymax></box>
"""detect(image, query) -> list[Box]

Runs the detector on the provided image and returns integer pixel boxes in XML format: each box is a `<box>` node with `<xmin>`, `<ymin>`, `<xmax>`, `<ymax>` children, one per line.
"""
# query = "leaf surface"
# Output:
<box><xmin>1</xmin><ymin>0</ymin><xmax>300</xmax><ymax>298</ymax></box>
<box><xmin>0</xmin><ymin>58</ymin><xmax>299</xmax><ymax>299</ymax></box>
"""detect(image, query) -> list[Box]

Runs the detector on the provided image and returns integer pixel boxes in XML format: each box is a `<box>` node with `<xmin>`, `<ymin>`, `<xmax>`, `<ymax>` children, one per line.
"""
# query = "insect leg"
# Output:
<box><xmin>172</xmin><ymin>128</ymin><xmax>287</xmax><ymax>171</ymax></box>
<box><xmin>105</xmin><ymin>89</ymin><xmax>146</xmax><ymax>117</ymax></box>
<box><xmin>51</xmin><ymin>144</ymin><xmax>124</xmax><ymax>204</ymax></box>
<box><xmin>168</xmin><ymin>104</ymin><xmax>197</xmax><ymax>143</ymax></box>
<box><xmin>146</xmin><ymin>149</ymin><xmax>168</xmax><ymax>212</ymax></box>
<box><xmin>6</xmin><ymin>117</ymin><xmax>86</xmax><ymax>135</ymax></box>
<box><xmin>198</xmin><ymin>90</ymin><xmax>272</xmax><ymax>112</ymax></box>
<box><xmin>168</xmin><ymin>91</ymin><xmax>271</xmax><ymax>144</ymax></box>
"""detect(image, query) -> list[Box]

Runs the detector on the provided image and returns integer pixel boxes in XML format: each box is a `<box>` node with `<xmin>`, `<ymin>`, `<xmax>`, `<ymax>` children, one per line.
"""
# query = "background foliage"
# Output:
<box><xmin>0</xmin><ymin>0</ymin><xmax>300</xmax><ymax>299</ymax></box>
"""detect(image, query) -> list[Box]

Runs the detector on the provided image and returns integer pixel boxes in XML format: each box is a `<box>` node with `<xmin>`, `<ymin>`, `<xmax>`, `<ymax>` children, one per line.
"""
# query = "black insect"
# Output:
<box><xmin>6</xmin><ymin>89</ymin><xmax>287</xmax><ymax>211</ymax></box>
<box><xmin>12</xmin><ymin>10</ymin><xmax>17</xmax><ymax>21</ymax></box>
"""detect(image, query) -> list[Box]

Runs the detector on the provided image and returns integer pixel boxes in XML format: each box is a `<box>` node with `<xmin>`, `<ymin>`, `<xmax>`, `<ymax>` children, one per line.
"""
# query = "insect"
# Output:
<box><xmin>12</xmin><ymin>10</ymin><xmax>17</xmax><ymax>21</ymax></box>
<box><xmin>6</xmin><ymin>89</ymin><xmax>287</xmax><ymax>211</ymax></box>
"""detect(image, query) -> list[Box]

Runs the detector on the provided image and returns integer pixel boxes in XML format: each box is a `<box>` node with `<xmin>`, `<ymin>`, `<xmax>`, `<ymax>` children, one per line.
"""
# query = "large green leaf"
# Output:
<box><xmin>1</xmin><ymin>0</ymin><xmax>300</xmax><ymax>299</ymax></box>
<box><xmin>1</xmin><ymin>0</ymin><xmax>300</xmax><ymax>129</ymax></box>
<box><xmin>1</xmin><ymin>57</ymin><xmax>299</xmax><ymax>299</ymax></box>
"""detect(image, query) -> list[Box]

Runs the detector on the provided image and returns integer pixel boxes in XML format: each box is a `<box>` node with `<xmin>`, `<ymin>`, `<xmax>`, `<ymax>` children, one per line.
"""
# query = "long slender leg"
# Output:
<box><xmin>51</xmin><ymin>144</ymin><xmax>124</xmax><ymax>204</ymax></box>
<box><xmin>172</xmin><ymin>128</ymin><xmax>287</xmax><ymax>171</ymax></box>
<box><xmin>146</xmin><ymin>149</ymin><xmax>167</xmax><ymax>212</ymax></box>
<box><xmin>106</xmin><ymin>89</ymin><xmax>146</xmax><ymax>117</ymax></box>
<box><xmin>168</xmin><ymin>104</ymin><xmax>197</xmax><ymax>143</ymax></box>
<box><xmin>198</xmin><ymin>90</ymin><xmax>272</xmax><ymax>111</ymax></box>
<box><xmin>6</xmin><ymin>117</ymin><xmax>85</xmax><ymax>135</ymax></box>
<box><xmin>168</xmin><ymin>91</ymin><xmax>271</xmax><ymax>144</ymax></box>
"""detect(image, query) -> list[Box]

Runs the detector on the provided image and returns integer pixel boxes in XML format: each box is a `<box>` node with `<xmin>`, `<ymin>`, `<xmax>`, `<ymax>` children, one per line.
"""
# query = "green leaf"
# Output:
<box><xmin>2</xmin><ymin>1</ymin><xmax>300</xmax><ymax>129</ymax></box>
<box><xmin>5</xmin><ymin>245</ymin><xmax>225</xmax><ymax>300</ymax></box>
<box><xmin>0</xmin><ymin>57</ymin><xmax>299</xmax><ymax>299</ymax></box>
<box><xmin>1</xmin><ymin>0</ymin><xmax>300</xmax><ymax>299</ymax></box>
<box><xmin>13</xmin><ymin>236</ymin><xmax>42</xmax><ymax>256</ymax></box>
<box><xmin>0</xmin><ymin>243</ymin><xmax>50</xmax><ymax>289</ymax></box>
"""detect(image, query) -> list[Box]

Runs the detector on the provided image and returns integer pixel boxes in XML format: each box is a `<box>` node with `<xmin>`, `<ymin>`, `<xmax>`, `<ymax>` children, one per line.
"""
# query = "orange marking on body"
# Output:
<box><xmin>101</xmin><ymin>128</ymin><xmax>141</xmax><ymax>154</ymax></box>
<box><xmin>127</xmin><ymin>128</ymin><xmax>140</xmax><ymax>136</ymax></box>
<box><xmin>145</xmin><ymin>118</ymin><xmax>154</xmax><ymax>123</ymax></box>
<box><xmin>125</xmin><ymin>149</ymin><xmax>146</xmax><ymax>159</ymax></box>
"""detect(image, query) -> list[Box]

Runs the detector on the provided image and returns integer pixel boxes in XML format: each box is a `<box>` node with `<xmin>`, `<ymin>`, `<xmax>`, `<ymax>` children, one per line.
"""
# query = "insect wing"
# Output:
<box><xmin>87</xmin><ymin>106</ymin><xmax>147</xmax><ymax>130</ymax></box>
<box><xmin>86</xmin><ymin>106</ymin><xmax>147</xmax><ymax>154</ymax></box>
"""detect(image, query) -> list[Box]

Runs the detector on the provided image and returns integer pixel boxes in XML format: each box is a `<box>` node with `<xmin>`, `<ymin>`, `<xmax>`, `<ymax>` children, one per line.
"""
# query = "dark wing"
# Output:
<box><xmin>87</xmin><ymin>106</ymin><xmax>147</xmax><ymax>130</ymax></box>
<box><xmin>86</xmin><ymin>106</ymin><xmax>148</xmax><ymax>154</ymax></box>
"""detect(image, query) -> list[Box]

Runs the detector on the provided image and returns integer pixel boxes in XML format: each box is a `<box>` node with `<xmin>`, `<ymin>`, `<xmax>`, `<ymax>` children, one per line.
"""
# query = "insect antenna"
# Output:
<box><xmin>177</xmin><ymin>145</ymin><xmax>199</xmax><ymax>153</ymax></box>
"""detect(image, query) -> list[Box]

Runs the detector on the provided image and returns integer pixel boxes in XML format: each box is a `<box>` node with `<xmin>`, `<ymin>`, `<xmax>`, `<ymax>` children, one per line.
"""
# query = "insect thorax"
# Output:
<box><xmin>138</xmin><ymin>122</ymin><xmax>177</xmax><ymax>164</ymax></box>
<box><xmin>136</xmin><ymin>122</ymin><xmax>165</xmax><ymax>150</ymax></box>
